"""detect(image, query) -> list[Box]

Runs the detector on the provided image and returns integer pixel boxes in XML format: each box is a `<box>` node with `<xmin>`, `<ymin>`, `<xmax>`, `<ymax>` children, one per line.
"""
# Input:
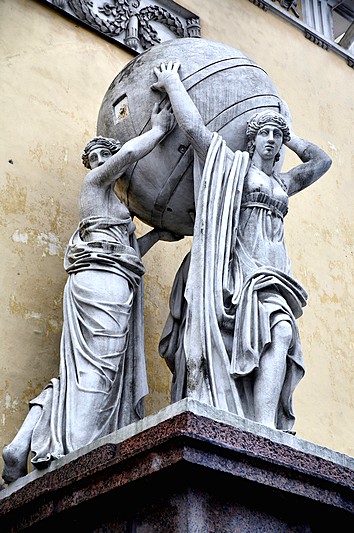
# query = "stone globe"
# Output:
<box><xmin>97</xmin><ymin>38</ymin><xmax>287</xmax><ymax>235</ymax></box>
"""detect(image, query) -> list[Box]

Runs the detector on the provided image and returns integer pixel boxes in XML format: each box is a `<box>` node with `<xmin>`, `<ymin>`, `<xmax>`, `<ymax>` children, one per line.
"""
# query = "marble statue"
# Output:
<box><xmin>2</xmin><ymin>101</ymin><xmax>178</xmax><ymax>484</ymax></box>
<box><xmin>155</xmin><ymin>62</ymin><xmax>332</xmax><ymax>432</ymax></box>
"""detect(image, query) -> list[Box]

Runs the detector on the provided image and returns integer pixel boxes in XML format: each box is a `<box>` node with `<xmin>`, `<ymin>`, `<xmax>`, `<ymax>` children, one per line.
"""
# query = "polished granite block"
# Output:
<box><xmin>1</xmin><ymin>399</ymin><xmax>353</xmax><ymax>531</ymax></box>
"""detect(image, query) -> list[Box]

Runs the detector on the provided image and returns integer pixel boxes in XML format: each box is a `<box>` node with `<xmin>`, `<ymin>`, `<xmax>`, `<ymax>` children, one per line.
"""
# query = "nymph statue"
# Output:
<box><xmin>155</xmin><ymin>62</ymin><xmax>332</xmax><ymax>432</ymax></box>
<box><xmin>2</xmin><ymin>102</ymin><xmax>178</xmax><ymax>484</ymax></box>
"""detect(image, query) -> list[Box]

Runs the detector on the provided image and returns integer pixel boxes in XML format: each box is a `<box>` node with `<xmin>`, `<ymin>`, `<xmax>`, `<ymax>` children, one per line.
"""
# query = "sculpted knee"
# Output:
<box><xmin>274</xmin><ymin>320</ymin><xmax>293</xmax><ymax>346</ymax></box>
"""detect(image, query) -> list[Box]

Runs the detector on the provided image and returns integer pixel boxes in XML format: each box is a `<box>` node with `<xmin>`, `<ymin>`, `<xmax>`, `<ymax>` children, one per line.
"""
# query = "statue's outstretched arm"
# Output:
<box><xmin>283</xmin><ymin>133</ymin><xmax>332</xmax><ymax>196</ymax></box>
<box><xmin>88</xmin><ymin>101</ymin><xmax>175</xmax><ymax>188</ymax></box>
<box><xmin>152</xmin><ymin>62</ymin><xmax>213</xmax><ymax>162</ymax></box>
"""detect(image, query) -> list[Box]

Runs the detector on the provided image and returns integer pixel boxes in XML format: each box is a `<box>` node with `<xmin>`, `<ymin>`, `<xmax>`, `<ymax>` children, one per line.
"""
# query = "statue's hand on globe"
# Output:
<box><xmin>151</xmin><ymin>100</ymin><xmax>176</xmax><ymax>136</ymax></box>
<box><xmin>151</xmin><ymin>61</ymin><xmax>181</xmax><ymax>93</ymax></box>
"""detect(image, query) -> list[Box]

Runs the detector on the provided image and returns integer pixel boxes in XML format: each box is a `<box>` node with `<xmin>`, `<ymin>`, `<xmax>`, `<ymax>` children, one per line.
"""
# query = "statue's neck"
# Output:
<box><xmin>251</xmin><ymin>154</ymin><xmax>274</xmax><ymax>176</ymax></box>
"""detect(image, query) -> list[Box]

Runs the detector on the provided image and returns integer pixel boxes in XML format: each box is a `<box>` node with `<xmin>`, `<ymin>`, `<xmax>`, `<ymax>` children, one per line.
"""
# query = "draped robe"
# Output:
<box><xmin>160</xmin><ymin>133</ymin><xmax>307</xmax><ymax>430</ymax></box>
<box><xmin>30</xmin><ymin>215</ymin><xmax>148</xmax><ymax>466</ymax></box>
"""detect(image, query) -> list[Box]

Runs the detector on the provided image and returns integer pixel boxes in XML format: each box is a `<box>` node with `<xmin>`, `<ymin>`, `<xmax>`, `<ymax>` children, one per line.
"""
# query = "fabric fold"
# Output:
<box><xmin>30</xmin><ymin>216</ymin><xmax>148</xmax><ymax>466</ymax></box>
<box><xmin>160</xmin><ymin>132</ymin><xmax>307</xmax><ymax>431</ymax></box>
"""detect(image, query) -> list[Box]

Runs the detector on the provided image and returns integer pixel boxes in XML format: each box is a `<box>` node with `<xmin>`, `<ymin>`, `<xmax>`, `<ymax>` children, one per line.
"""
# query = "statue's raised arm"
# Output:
<box><xmin>159</xmin><ymin>101</ymin><xmax>333</xmax><ymax>434</ymax></box>
<box><xmin>82</xmin><ymin>101</ymin><xmax>175</xmax><ymax>188</ymax></box>
<box><xmin>152</xmin><ymin>62</ymin><xmax>213</xmax><ymax>162</ymax></box>
<box><xmin>1</xmin><ymin>100</ymin><xmax>176</xmax><ymax>486</ymax></box>
<box><xmin>282</xmin><ymin>132</ymin><xmax>332</xmax><ymax>196</ymax></box>
<box><xmin>80</xmin><ymin>101</ymin><xmax>175</xmax><ymax>223</ymax></box>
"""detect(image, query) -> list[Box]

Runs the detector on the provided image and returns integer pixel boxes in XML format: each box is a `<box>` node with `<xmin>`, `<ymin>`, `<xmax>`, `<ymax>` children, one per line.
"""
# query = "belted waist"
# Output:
<box><xmin>241</xmin><ymin>191</ymin><xmax>288</xmax><ymax>218</ymax></box>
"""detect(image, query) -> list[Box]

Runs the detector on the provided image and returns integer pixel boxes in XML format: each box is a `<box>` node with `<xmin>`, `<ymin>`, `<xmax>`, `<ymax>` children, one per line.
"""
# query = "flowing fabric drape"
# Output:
<box><xmin>160</xmin><ymin>133</ymin><xmax>307</xmax><ymax>430</ymax></box>
<box><xmin>30</xmin><ymin>216</ymin><xmax>147</xmax><ymax>465</ymax></box>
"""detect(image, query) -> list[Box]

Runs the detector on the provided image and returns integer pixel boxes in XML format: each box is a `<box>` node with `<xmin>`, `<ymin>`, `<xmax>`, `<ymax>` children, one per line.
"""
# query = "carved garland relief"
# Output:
<box><xmin>42</xmin><ymin>0</ymin><xmax>200</xmax><ymax>53</ymax></box>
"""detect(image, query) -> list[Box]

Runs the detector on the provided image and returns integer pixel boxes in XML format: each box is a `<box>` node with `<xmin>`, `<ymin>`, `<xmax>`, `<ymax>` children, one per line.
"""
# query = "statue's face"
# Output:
<box><xmin>254</xmin><ymin>125</ymin><xmax>283</xmax><ymax>161</ymax></box>
<box><xmin>88</xmin><ymin>146</ymin><xmax>113</xmax><ymax>169</ymax></box>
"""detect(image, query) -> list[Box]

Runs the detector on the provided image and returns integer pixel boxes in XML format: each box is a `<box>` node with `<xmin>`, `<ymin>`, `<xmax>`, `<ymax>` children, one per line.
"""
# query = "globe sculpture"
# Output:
<box><xmin>97</xmin><ymin>38</ymin><xmax>288</xmax><ymax>235</ymax></box>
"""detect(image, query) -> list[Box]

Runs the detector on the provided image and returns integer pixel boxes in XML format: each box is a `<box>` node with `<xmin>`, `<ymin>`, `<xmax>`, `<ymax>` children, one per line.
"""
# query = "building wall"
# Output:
<box><xmin>0</xmin><ymin>0</ymin><xmax>352</xmax><ymax>477</ymax></box>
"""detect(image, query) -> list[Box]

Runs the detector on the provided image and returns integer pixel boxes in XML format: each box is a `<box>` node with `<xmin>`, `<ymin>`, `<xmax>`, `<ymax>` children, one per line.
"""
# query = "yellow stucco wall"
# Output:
<box><xmin>0</xmin><ymin>0</ymin><xmax>353</xmax><ymax>476</ymax></box>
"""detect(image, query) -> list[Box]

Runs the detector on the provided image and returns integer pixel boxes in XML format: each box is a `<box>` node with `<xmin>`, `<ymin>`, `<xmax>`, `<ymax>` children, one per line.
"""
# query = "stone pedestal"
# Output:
<box><xmin>1</xmin><ymin>400</ymin><xmax>353</xmax><ymax>531</ymax></box>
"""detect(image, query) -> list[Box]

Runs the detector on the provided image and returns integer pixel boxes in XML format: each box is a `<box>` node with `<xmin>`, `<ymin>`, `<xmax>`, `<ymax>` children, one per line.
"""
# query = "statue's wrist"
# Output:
<box><xmin>153</xmin><ymin>125</ymin><xmax>167</xmax><ymax>137</ymax></box>
<box><xmin>163</xmin><ymin>73</ymin><xmax>179</xmax><ymax>89</ymax></box>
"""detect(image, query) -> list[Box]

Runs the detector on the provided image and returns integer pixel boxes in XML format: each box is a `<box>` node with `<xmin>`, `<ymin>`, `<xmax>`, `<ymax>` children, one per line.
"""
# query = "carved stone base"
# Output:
<box><xmin>1</xmin><ymin>400</ymin><xmax>353</xmax><ymax>531</ymax></box>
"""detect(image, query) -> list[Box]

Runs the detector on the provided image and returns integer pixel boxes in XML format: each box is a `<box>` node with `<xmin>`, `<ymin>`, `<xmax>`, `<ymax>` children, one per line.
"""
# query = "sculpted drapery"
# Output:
<box><xmin>2</xmin><ymin>101</ymin><xmax>177</xmax><ymax>484</ymax></box>
<box><xmin>154</xmin><ymin>60</ymin><xmax>330</xmax><ymax>432</ymax></box>
<box><xmin>160</xmin><ymin>133</ymin><xmax>307</xmax><ymax>431</ymax></box>
<box><xmin>30</xmin><ymin>215</ymin><xmax>148</xmax><ymax>465</ymax></box>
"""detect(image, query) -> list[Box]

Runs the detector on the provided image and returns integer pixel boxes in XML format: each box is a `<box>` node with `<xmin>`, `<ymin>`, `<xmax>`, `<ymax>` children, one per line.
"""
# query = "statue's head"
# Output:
<box><xmin>246</xmin><ymin>111</ymin><xmax>290</xmax><ymax>163</ymax></box>
<box><xmin>82</xmin><ymin>136</ymin><xmax>122</xmax><ymax>169</ymax></box>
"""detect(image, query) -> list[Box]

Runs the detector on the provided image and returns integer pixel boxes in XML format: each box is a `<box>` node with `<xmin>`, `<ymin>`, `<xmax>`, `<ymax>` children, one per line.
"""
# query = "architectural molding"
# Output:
<box><xmin>1</xmin><ymin>401</ymin><xmax>353</xmax><ymax>530</ymax></box>
<box><xmin>36</xmin><ymin>0</ymin><xmax>200</xmax><ymax>54</ymax></box>
<box><xmin>304</xmin><ymin>28</ymin><xmax>329</xmax><ymax>49</ymax></box>
<box><xmin>249</xmin><ymin>0</ymin><xmax>354</xmax><ymax>68</ymax></box>
<box><xmin>272</xmin><ymin>0</ymin><xmax>300</xmax><ymax>18</ymax></box>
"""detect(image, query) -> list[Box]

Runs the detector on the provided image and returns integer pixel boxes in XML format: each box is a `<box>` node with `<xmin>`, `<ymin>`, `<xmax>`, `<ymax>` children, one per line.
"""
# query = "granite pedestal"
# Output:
<box><xmin>1</xmin><ymin>399</ymin><xmax>353</xmax><ymax>531</ymax></box>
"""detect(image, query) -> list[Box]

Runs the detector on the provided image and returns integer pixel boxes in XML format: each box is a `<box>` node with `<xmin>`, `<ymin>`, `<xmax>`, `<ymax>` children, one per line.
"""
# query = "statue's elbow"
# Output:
<box><xmin>119</xmin><ymin>145</ymin><xmax>135</xmax><ymax>167</ymax></box>
<box><xmin>315</xmin><ymin>151</ymin><xmax>332</xmax><ymax>176</ymax></box>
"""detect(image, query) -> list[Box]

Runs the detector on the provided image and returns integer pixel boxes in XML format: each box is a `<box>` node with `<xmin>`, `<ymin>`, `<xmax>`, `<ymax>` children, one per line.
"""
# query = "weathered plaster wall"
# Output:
<box><xmin>0</xmin><ymin>0</ymin><xmax>352</xmax><ymax>477</ymax></box>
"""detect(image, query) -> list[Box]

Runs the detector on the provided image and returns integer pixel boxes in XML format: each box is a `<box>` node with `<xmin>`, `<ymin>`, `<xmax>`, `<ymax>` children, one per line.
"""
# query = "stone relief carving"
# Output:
<box><xmin>271</xmin><ymin>0</ymin><xmax>299</xmax><ymax>18</ymax></box>
<box><xmin>249</xmin><ymin>0</ymin><xmax>299</xmax><ymax>17</ymax></box>
<box><xmin>46</xmin><ymin>0</ymin><xmax>200</xmax><ymax>53</ymax></box>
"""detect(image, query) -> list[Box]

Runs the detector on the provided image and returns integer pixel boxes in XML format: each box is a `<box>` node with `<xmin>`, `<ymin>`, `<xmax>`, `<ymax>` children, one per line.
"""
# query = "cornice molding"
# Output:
<box><xmin>249</xmin><ymin>0</ymin><xmax>354</xmax><ymax>68</ymax></box>
<box><xmin>36</xmin><ymin>0</ymin><xmax>200</xmax><ymax>54</ymax></box>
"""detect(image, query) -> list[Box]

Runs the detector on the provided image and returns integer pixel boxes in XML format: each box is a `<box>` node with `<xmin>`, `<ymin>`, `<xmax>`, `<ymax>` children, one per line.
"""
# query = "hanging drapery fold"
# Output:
<box><xmin>161</xmin><ymin>133</ymin><xmax>307</xmax><ymax>431</ymax></box>
<box><xmin>183</xmin><ymin>133</ymin><xmax>249</xmax><ymax>414</ymax></box>
<box><xmin>30</xmin><ymin>216</ymin><xmax>148</xmax><ymax>466</ymax></box>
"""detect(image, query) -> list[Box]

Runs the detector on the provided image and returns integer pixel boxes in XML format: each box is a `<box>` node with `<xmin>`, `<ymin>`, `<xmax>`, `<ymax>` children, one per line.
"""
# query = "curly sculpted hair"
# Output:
<box><xmin>82</xmin><ymin>136</ymin><xmax>122</xmax><ymax>169</ymax></box>
<box><xmin>246</xmin><ymin>111</ymin><xmax>291</xmax><ymax>162</ymax></box>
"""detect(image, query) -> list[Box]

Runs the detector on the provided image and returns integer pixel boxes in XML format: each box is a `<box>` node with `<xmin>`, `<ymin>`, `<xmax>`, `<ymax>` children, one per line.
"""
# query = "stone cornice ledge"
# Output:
<box><xmin>1</xmin><ymin>397</ymin><xmax>353</xmax><ymax>500</ymax></box>
<box><xmin>248</xmin><ymin>0</ymin><xmax>354</xmax><ymax>68</ymax></box>
<box><xmin>34</xmin><ymin>0</ymin><xmax>200</xmax><ymax>55</ymax></box>
<box><xmin>0</xmin><ymin>399</ymin><xmax>353</xmax><ymax>530</ymax></box>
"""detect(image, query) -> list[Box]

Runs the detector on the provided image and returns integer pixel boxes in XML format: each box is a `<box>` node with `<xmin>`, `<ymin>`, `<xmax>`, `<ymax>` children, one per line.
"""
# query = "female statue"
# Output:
<box><xmin>154</xmin><ymin>62</ymin><xmax>332</xmax><ymax>431</ymax></box>
<box><xmin>2</xmin><ymin>101</ymin><xmax>177</xmax><ymax>484</ymax></box>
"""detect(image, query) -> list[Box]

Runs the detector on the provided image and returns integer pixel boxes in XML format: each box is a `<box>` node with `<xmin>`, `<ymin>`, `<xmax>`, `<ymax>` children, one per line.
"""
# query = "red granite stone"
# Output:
<box><xmin>0</xmin><ymin>410</ymin><xmax>353</xmax><ymax>531</ymax></box>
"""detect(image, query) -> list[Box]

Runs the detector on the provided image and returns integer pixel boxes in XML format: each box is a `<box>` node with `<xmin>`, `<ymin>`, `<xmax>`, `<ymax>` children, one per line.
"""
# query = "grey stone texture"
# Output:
<box><xmin>97</xmin><ymin>38</ymin><xmax>288</xmax><ymax>235</ymax></box>
<box><xmin>149</xmin><ymin>51</ymin><xmax>331</xmax><ymax>430</ymax></box>
<box><xmin>42</xmin><ymin>0</ymin><xmax>200</xmax><ymax>54</ymax></box>
<box><xmin>1</xmin><ymin>37</ymin><xmax>333</xmax><ymax>487</ymax></box>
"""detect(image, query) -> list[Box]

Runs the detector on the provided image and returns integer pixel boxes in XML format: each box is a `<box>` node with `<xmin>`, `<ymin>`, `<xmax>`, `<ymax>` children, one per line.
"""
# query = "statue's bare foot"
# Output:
<box><xmin>2</xmin><ymin>443</ymin><xmax>29</xmax><ymax>484</ymax></box>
